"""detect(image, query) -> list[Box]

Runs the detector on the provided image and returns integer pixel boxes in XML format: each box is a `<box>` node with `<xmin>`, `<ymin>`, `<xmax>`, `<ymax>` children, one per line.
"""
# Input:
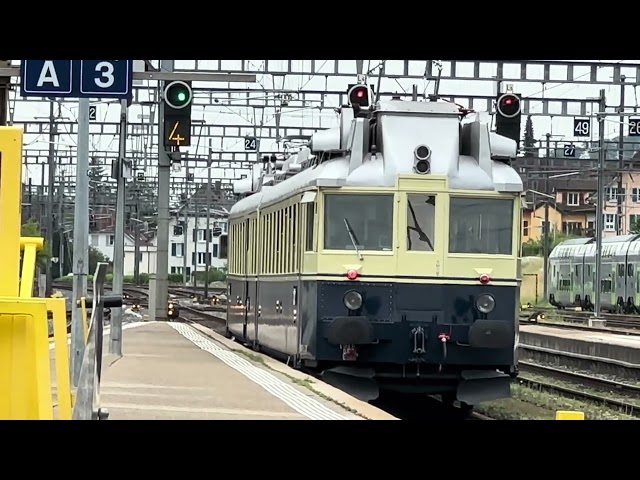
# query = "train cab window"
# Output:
<box><xmin>323</xmin><ymin>194</ymin><xmax>393</xmax><ymax>251</ymax></box>
<box><xmin>406</xmin><ymin>194</ymin><xmax>436</xmax><ymax>251</ymax></box>
<box><xmin>448</xmin><ymin>197</ymin><xmax>514</xmax><ymax>255</ymax></box>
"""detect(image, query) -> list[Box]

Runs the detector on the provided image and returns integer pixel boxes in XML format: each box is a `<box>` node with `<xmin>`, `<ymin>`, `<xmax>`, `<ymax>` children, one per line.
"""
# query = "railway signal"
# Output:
<box><xmin>347</xmin><ymin>84</ymin><xmax>372</xmax><ymax>108</ymax></box>
<box><xmin>163</xmin><ymin>80</ymin><xmax>193</xmax><ymax>147</ymax></box>
<box><xmin>495</xmin><ymin>92</ymin><xmax>522</xmax><ymax>148</ymax></box>
<box><xmin>167</xmin><ymin>302</ymin><xmax>179</xmax><ymax>320</ymax></box>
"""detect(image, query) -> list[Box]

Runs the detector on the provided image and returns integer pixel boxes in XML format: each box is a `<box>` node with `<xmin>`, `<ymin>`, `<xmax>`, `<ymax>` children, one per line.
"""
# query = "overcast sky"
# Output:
<box><xmin>11</xmin><ymin>60</ymin><xmax>640</xmax><ymax>185</ymax></box>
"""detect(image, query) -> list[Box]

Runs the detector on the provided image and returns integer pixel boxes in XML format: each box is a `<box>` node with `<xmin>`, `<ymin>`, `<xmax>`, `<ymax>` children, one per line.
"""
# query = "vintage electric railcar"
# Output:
<box><xmin>548</xmin><ymin>234</ymin><xmax>640</xmax><ymax>313</ymax></box>
<box><xmin>226</xmin><ymin>85</ymin><xmax>523</xmax><ymax>410</ymax></box>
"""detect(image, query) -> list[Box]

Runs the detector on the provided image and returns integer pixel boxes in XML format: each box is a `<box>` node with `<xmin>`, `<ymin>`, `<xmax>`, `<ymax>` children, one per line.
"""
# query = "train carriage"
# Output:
<box><xmin>550</xmin><ymin>234</ymin><xmax>640</xmax><ymax>313</ymax></box>
<box><xmin>226</xmin><ymin>85</ymin><xmax>523</xmax><ymax>411</ymax></box>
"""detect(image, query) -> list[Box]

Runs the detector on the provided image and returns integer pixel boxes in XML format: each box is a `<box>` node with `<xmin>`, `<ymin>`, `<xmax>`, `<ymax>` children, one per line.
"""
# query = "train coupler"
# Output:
<box><xmin>412</xmin><ymin>326</ymin><xmax>426</xmax><ymax>354</ymax></box>
<box><xmin>342</xmin><ymin>344</ymin><xmax>358</xmax><ymax>361</ymax></box>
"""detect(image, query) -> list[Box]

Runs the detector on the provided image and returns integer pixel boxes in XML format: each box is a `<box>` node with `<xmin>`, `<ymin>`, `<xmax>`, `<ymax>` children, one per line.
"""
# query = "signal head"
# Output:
<box><xmin>496</xmin><ymin>93</ymin><xmax>521</xmax><ymax>118</ymax></box>
<box><xmin>348</xmin><ymin>84</ymin><xmax>371</xmax><ymax>108</ymax></box>
<box><xmin>164</xmin><ymin>81</ymin><xmax>193</xmax><ymax>110</ymax></box>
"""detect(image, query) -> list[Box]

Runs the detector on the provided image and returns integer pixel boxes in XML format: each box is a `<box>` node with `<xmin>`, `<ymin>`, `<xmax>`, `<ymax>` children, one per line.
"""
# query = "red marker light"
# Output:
<box><xmin>356</xmin><ymin>89</ymin><xmax>365</xmax><ymax>98</ymax></box>
<box><xmin>504</xmin><ymin>99</ymin><xmax>512</xmax><ymax>105</ymax></box>
<box><xmin>479</xmin><ymin>274</ymin><xmax>490</xmax><ymax>284</ymax></box>
<box><xmin>347</xmin><ymin>269</ymin><xmax>359</xmax><ymax>280</ymax></box>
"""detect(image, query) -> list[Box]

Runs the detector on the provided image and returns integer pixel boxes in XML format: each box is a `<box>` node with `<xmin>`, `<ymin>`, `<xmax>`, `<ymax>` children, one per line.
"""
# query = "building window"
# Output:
<box><xmin>633</xmin><ymin>188</ymin><xmax>640</xmax><ymax>203</ymax></box>
<box><xmin>197</xmin><ymin>229</ymin><xmax>206</xmax><ymax>242</ymax></box>
<box><xmin>171</xmin><ymin>242</ymin><xmax>184</xmax><ymax>257</ymax></box>
<box><xmin>563</xmin><ymin>221</ymin><xmax>582</xmax><ymax>235</ymax></box>
<box><xmin>605</xmin><ymin>187</ymin><xmax>625</xmax><ymax>203</ymax></box>
<box><xmin>523</xmin><ymin>220</ymin><xmax>529</xmax><ymax>237</ymax></box>
<box><xmin>604</xmin><ymin>214</ymin><xmax>616</xmax><ymax>231</ymax></box>
<box><xmin>109</xmin><ymin>235</ymin><xmax>115</xmax><ymax>245</ymax></box>
<box><xmin>567</xmin><ymin>193</ymin><xmax>579</xmax><ymax>206</ymax></box>
<box><xmin>631</xmin><ymin>214</ymin><xmax>640</xmax><ymax>232</ymax></box>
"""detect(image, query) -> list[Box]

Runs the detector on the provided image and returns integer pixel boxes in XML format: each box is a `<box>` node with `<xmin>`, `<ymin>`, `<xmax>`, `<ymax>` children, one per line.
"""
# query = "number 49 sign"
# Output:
<box><xmin>573</xmin><ymin>118</ymin><xmax>591</xmax><ymax>137</ymax></box>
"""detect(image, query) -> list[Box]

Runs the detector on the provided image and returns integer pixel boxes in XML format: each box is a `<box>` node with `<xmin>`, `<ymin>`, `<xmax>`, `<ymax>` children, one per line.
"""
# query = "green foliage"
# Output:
<box><xmin>631</xmin><ymin>217</ymin><xmax>640</xmax><ymax>234</ymax></box>
<box><xmin>521</xmin><ymin>231</ymin><xmax>579</xmax><ymax>256</ymax></box>
<box><xmin>21</xmin><ymin>220</ymin><xmax>49</xmax><ymax>270</ymax></box>
<box><xmin>523</xmin><ymin>115</ymin><xmax>536</xmax><ymax>155</ymax></box>
<box><xmin>194</xmin><ymin>267</ymin><xmax>227</xmax><ymax>285</ymax></box>
<box><xmin>168</xmin><ymin>273</ymin><xmax>184</xmax><ymax>284</ymax></box>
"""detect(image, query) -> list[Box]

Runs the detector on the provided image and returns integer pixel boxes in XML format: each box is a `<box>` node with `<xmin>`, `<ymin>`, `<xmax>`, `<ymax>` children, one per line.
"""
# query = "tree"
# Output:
<box><xmin>523</xmin><ymin>115</ymin><xmax>535</xmax><ymax>155</ymax></box>
<box><xmin>89</xmin><ymin>246</ymin><xmax>109</xmax><ymax>274</ymax></box>
<box><xmin>21</xmin><ymin>220</ymin><xmax>50</xmax><ymax>270</ymax></box>
<box><xmin>88</xmin><ymin>156</ymin><xmax>113</xmax><ymax>211</ymax></box>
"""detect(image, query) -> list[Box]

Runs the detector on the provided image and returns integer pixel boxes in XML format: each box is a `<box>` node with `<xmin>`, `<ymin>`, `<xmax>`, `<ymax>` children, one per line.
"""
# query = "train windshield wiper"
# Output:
<box><xmin>344</xmin><ymin>218</ymin><xmax>363</xmax><ymax>260</ymax></box>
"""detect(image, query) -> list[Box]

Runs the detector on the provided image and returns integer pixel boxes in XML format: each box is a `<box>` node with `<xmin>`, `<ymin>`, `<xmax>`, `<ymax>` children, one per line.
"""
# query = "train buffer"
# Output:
<box><xmin>97</xmin><ymin>319</ymin><xmax>395</xmax><ymax>420</ymax></box>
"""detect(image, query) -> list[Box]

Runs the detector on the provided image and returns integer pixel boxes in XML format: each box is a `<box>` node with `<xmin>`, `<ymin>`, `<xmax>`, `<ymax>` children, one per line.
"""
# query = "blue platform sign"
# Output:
<box><xmin>20</xmin><ymin>60</ymin><xmax>133</xmax><ymax>99</ymax></box>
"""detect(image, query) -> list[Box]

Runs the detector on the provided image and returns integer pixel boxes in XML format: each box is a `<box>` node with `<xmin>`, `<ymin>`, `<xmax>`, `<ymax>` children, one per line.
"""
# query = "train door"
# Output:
<box><xmin>243</xmin><ymin>218</ymin><xmax>250</xmax><ymax>340</ymax></box>
<box><xmin>627</xmin><ymin>263</ymin><xmax>635</xmax><ymax>309</ymax></box>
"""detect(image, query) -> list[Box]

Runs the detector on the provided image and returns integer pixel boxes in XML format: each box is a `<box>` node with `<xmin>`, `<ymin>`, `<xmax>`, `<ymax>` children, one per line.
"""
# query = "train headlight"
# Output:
<box><xmin>475</xmin><ymin>294</ymin><xmax>495</xmax><ymax>314</ymax></box>
<box><xmin>343</xmin><ymin>290</ymin><xmax>363</xmax><ymax>311</ymax></box>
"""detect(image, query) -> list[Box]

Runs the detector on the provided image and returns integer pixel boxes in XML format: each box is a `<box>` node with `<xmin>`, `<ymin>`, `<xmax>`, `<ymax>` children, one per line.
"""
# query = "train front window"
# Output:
<box><xmin>406</xmin><ymin>194</ymin><xmax>436</xmax><ymax>251</ymax></box>
<box><xmin>448</xmin><ymin>197</ymin><xmax>514</xmax><ymax>255</ymax></box>
<box><xmin>324</xmin><ymin>194</ymin><xmax>393</xmax><ymax>251</ymax></box>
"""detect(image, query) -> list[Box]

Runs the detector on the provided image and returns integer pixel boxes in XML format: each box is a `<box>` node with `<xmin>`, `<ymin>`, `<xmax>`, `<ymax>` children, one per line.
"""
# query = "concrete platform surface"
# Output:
<box><xmin>520</xmin><ymin>324</ymin><xmax>640</xmax><ymax>349</ymax></box>
<box><xmin>99</xmin><ymin>322</ymin><xmax>366</xmax><ymax>420</ymax></box>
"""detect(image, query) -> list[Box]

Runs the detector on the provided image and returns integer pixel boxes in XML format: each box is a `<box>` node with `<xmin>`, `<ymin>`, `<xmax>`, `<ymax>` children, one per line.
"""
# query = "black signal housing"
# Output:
<box><xmin>495</xmin><ymin>92</ymin><xmax>523</xmax><ymax>148</ymax></box>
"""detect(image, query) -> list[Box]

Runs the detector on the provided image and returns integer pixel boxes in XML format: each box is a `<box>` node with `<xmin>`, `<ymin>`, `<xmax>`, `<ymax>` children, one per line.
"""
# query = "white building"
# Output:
<box><xmin>89</xmin><ymin>230</ymin><xmax>156</xmax><ymax>277</ymax></box>
<box><xmin>89</xmin><ymin>214</ymin><xmax>228</xmax><ymax>278</ymax></box>
<box><xmin>168</xmin><ymin>215</ymin><xmax>228</xmax><ymax>278</ymax></box>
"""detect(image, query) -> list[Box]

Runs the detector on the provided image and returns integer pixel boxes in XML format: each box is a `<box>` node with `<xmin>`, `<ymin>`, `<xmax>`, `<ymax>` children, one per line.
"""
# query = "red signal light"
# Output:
<box><xmin>348</xmin><ymin>85</ymin><xmax>370</xmax><ymax>107</ymax></box>
<box><xmin>496</xmin><ymin>93</ymin><xmax>521</xmax><ymax>119</ymax></box>
<box><xmin>479</xmin><ymin>274</ymin><xmax>490</xmax><ymax>284</ymax></box>
<box><xmin>347</xmin><ymin>269</ymin><xmax>359</xmax><ymax>280</ymax></box>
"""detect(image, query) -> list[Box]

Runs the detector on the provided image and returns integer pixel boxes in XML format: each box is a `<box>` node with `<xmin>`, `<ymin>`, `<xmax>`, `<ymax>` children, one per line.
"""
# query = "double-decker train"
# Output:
<box><xmin>225</xmin><ymin>82</ymin><xmax>523</xmax><ymax>413</ymax></box>
<box><xmin>548</xmin><ymin>234</ymin><xmax>640</xmax><ymax>313</ymax></box>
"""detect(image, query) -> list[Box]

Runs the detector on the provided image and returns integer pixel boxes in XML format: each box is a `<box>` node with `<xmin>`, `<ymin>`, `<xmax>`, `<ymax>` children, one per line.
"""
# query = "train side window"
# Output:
<box><xmin>628</xmin><ymin>264</ymin><xmax>634</xmax><ymax>277</ymax></box>
<box><xmin>305</xmin><ymin>203</ymin><xmax>315</xmax><ymax>251</ymax></box>
<box><xmin>574</xmin><ymin>265</ymin><xmax>579</xmax><ymax>277</ymax></box>
<box><xmin>617</xmin><ymin>264</ymin><xmax>624</xmax><ymax>277</ymax></box>
<box><xmin>406</xmin><ymin>194</ymin><xmax>436</xmax><ymax>252</ymax></box>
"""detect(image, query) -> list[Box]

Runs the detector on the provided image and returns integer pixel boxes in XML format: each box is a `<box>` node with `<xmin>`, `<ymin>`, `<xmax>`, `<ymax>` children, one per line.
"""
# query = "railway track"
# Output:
<box><xmin>179</xmin><ymin>302</ymin><xmax>495</xmax><ymax>420</ymax></box>
<box><xmin>517</xmin><ymin>361</ymin><xmax>640</xmax><ymax>418</ymax></box>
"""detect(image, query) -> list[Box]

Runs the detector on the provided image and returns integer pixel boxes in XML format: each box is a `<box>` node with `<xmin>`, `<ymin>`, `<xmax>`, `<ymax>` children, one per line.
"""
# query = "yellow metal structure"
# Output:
<box><xmin>0</xmin><ymin>126</ymin><xmax>73</xmax><ymax>419</ymax></box>
<box><xmin>555</xmin><ymin>410</ymin><xmax>585</xmax><ymax>420</ymax></box>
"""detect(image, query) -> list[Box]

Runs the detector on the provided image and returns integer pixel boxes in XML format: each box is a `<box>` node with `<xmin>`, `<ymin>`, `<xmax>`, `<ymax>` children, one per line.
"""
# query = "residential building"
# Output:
<box><xmin>167</xmin><ymin>214</ymin><xmax>228</xmax><ymax>278</ymax></box>
<box><xmin>89</xmin><ymin>230</ymin><xmax>156</xmax><ymax>276</ymax></box>
<box><xmin>521</xmin><ymin>178</ymin><xmax>597</xmax><ymax>243</ymax></box>
<box><xmin>551</xmin><ymin>178</ymin><xmax>596</xmax><ymax>237</ymax></box>
<box><xmin>601</xmin><ymin>173</ymin><xmax>640</xmax><ymax>237</ymax></box>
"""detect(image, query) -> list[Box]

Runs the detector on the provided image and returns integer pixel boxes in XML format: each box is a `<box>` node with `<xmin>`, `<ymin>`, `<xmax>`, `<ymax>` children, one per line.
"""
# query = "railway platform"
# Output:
<box><xmin>520</xmin><ymin>324</ymin><xmax>640</xmax><ymax>367</ymax></box>
<box><xmin>94</xmin><ymin>320</ymin><xmax>395</xmax><ymax>420</ymax></box>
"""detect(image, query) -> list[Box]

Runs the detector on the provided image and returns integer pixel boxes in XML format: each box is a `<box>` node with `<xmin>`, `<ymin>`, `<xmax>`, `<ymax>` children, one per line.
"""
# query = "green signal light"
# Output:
<box><xmin>177</xmin><ymin>91</ymin><xmax>187</xmax><ymax>102</ymax></box>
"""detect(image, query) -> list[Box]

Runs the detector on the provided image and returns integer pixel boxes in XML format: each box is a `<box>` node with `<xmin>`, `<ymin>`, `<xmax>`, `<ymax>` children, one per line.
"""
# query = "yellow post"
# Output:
<box><xmin>0</xmin><ymin>298</ymin><xmax>53</xmax><ymax>419</ymax></box>
<box><xmin>555</xmin><ymin>410</ymin><xmax>585</xmax><ymax>420</ymax></box>
<box><xmin>0</xmin><ymin>127</ymin><xmax>24</xmax><ymax>297</ymax></box>
<box><xmin>20</xmin><ymin>237</ymin><xmax>44</xmax><ymax>298</ymax></box>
